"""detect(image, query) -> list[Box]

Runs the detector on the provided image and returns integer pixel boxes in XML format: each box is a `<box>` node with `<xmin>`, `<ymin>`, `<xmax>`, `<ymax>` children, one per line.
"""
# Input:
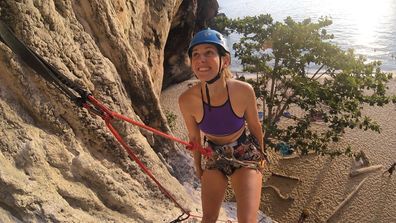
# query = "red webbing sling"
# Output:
<box><xmin>0</xmin><ymin>20</ymin><xmax>213</xmax><ymax>222</ymax></box>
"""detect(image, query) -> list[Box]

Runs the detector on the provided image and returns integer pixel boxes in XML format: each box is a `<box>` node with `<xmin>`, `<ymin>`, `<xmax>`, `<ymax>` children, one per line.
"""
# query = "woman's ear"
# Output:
<box><xmin>223</xmin><ymin>54</ymin><xmax>231</xmax><ymax>67</ymax></box>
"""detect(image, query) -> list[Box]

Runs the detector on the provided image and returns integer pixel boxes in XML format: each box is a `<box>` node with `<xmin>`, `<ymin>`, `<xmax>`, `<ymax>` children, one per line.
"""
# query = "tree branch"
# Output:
<box><xmin>326</xmin><ymin>177</ymin><xmax>368</xmax><ymax>222</ymax></box>
<box><xmin>310</xmin><ymin>64</ymin><xmax>325</xmax><ymax>80</ymax></box>
<box><xmin>349</xmin><ymin>165</ymin><xmax>382</xmax><ymax>177</ymax></box>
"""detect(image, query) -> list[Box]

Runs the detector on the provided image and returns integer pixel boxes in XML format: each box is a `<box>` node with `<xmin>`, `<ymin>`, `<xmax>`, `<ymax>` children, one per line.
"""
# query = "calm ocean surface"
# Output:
<box><xmin>218</xmin><ymin>0</ymin><xmax>396</xmax><ymax>72</ymax></box>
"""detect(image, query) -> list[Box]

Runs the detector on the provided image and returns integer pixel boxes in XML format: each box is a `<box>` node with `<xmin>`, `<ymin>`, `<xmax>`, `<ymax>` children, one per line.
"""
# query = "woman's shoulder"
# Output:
<box><xmin>227</xmin><ymin>79</ymin><xmax>255</xmax><ymax>111</ymax></box>
<box><xmin>179</xmin><ymin>83</ymin><xmax>201</xmax><ymax>105</ymax></box>
<box><xmin>227</xmin><ymin>79</ymin><xmax>254</xmax><ymax>92</ymax></box>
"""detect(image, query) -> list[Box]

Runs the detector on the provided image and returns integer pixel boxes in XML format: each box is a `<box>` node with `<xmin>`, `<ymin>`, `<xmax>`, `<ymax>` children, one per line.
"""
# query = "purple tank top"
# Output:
<box><xmin>197</xmin><ymin>86</ymin><xmax>245</xmax><ymax>136</ymax></box>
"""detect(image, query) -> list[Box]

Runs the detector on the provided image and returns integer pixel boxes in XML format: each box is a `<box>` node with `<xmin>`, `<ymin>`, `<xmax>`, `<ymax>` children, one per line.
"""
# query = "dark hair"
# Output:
<box><xmin>216</xmin><ymin>45</ymin><xmax>228</xmax><ymax>57</ymax></box>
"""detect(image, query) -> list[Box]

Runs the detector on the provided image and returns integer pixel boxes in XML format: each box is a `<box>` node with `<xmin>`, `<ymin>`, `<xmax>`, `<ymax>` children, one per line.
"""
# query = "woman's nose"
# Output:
<box><xmin>196</xmin><ymin>54</ymin><xmax>207</xmax><ymax>62</ymax></box>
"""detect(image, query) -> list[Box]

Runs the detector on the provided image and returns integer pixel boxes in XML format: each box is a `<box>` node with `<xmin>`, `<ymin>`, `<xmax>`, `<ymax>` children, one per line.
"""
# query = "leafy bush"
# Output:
<box><xmin>165</xmin><ymin>109</ymin><xmax>177</xmax><ymax>131</ymax></box>
<box><xmin>213</xmin><ymin>14</ymin><xmax>396</xmax><ymax>156</ymax></box>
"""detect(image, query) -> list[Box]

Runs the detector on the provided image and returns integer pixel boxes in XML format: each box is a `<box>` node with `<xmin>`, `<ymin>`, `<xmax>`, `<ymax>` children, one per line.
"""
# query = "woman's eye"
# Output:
<box><xmin>205</xmin><ymin>50</ymin><xmax>215</xmax><ymax>57</ymax></box>
<box><xmin>191</xmin><ymin>50</ymin><xmax>217</xmax><ymax>59</ymax></box>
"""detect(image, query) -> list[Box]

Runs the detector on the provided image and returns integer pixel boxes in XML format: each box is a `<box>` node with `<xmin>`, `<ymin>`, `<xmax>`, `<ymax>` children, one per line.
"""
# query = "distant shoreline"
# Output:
<box><xmin>231</xmin><ymin>70</ymin><xmax>396</xmax><ymax>80</ymax></box>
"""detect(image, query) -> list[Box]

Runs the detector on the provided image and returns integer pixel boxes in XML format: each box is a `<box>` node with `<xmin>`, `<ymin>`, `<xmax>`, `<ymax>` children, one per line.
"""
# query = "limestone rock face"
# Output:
<box><xmin>0</xmin><ymin>0</ymin><xmax>216</xmax><ymax>222</ymax></box>
<box><xmin>162</xmin><ymin>0</ymin><xmax>219</xmax><ymax>89</ymax></box>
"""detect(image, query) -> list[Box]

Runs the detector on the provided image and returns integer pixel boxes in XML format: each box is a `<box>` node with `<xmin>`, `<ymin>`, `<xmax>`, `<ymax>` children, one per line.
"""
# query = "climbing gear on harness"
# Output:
<box><xmin>205</xmin><ymin>133</ymin><xmax>267</xmax><ymax>175</ymax></box>
<box><xmin>0</xmin><ymin>20</ymin><xmax>213</xmax><ymax>222</ymax></box>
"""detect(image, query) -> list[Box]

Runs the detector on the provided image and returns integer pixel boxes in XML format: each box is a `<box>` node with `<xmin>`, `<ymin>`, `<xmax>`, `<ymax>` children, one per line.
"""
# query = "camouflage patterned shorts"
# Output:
<box><xmin>204</xmin><ymin>134</ymin><xmax>264</xmax><ymax>176</ymax></box>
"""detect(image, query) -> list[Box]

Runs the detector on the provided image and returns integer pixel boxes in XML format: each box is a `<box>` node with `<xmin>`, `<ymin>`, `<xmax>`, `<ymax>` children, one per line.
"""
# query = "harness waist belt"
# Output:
<box><xmin>207</xmin><ymin>130</ymin><xmax>247</xmax><ymax>151</ymax></box>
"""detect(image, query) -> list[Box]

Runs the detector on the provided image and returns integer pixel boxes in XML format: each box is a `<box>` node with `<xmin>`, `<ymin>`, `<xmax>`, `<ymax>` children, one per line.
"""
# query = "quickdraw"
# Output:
<box><xmin>217</xmin><ymin>154</ymin><xmax>266</xmax><ymax>169</ymax></box>
<box><xmin>210</xmin><ymin>145</ymin><xmax>266</xmax><ymax>170</ymax></box>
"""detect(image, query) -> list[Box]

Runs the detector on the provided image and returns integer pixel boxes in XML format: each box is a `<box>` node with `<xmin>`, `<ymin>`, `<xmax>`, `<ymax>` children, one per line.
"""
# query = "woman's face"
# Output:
<box><xmin>190</xmin><ymin>44</ymin><xmax>223</xmax><ymax>82</ymax></box>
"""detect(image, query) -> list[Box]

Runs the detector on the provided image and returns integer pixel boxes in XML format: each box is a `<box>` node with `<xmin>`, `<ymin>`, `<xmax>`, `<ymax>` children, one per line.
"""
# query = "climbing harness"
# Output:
<box><xmin>0</xmin><ymin>20</ymin><xmax>216</xmax><ymax>222</ymax></box>
<box><xmin>208</xmin><ymin>131</ymin><xmax>269</xmax><ymax>164</ymax></box>
<box><xmin>217</xmin><ymin>153</ymin><xmax>266</xmax><ymax>169</ymax></box>
<box><xmin>206</xmin><ymin>139</ymin><xmax>267</xmax><ymax>171</ymax></box>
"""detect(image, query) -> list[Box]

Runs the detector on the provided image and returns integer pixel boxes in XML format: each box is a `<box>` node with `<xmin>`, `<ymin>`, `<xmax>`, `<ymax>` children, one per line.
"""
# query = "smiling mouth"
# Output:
<box><xmin>198</xmin><ymin>67</ymin><xmax>210</xmax><ymax>72</ymax></box>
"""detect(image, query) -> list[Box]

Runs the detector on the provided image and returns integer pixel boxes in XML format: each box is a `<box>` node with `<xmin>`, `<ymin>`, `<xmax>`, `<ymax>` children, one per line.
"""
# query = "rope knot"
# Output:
<box><xmin>187</xmin><ymin>142</ymin><xmax>212</xmax><ymax>158</ymax></box>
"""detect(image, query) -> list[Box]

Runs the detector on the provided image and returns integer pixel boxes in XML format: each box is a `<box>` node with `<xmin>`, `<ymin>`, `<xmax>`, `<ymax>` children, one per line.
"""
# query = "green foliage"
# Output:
<box><xmin>164</xmin><ymin>109</ymin><xmax>177</xmax><ymax>131</ymax></box>
<box><xmin>218</xmin><ymin>14</ymin><xmax>395</xmax><ymax>156</ymax></box>
<box><xmin>209</xmin><ymin>13</ymin><xmax>232</xmax><ymax>35</ymax></box>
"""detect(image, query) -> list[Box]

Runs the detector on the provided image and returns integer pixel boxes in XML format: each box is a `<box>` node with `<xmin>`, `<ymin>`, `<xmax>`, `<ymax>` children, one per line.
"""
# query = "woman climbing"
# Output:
<box><xmin>179</xmin><ymin>28</ymin><xmax>267</xmax><ymax>223</ymax></box>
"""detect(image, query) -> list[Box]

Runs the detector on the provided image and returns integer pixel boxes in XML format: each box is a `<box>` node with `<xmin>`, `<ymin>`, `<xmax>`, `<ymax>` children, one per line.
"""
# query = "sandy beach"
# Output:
<box><xmin>160</xmin><ymin>75</ymin><xmax>396</xmax><ymax>223</ymax></box>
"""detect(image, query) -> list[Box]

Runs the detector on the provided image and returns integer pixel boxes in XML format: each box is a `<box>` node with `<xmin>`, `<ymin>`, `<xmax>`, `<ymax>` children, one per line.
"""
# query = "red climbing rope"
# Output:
<box><xmin>82</xmin><ymin>95</ymin><xmax>215</xmax><ymax>222</ymax></box>
<box><xmin>84</xmin><ymin>95</ymin><xmax>212</xmax><ymax>157</ymax></box>
<box><xmin>0</xmin><ymin>20</ymin><xmax>218</xmax><ymax>222</ymax></box>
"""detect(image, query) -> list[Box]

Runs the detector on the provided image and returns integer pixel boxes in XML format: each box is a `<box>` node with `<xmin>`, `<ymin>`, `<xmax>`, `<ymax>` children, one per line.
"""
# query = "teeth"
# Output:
<box><xmin>198</xmin><ymin>67</ymin><xmax>210</xmax><ymax>71</ymax></box>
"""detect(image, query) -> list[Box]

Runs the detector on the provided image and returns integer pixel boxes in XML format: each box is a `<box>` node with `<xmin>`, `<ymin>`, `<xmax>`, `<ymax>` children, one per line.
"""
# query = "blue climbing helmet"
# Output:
<box><xmin>188</xmin><ymin>28</ymin><xmax>230</xmax><ymax>57</ymax></box>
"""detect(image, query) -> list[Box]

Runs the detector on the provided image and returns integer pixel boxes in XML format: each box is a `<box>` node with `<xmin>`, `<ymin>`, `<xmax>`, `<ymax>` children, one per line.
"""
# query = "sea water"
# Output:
<box><xmin>218</xmin><ymin>0</ymin><xmax>396</xmax><ymax>72</ymax></box>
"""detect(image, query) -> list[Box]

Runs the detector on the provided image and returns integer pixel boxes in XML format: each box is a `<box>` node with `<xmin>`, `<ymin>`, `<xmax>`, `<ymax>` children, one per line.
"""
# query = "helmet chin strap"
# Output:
<box><xmin>205</xmin><ymin>57</ymin><xmax>223</xmax><ymax>111</ymax></box>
